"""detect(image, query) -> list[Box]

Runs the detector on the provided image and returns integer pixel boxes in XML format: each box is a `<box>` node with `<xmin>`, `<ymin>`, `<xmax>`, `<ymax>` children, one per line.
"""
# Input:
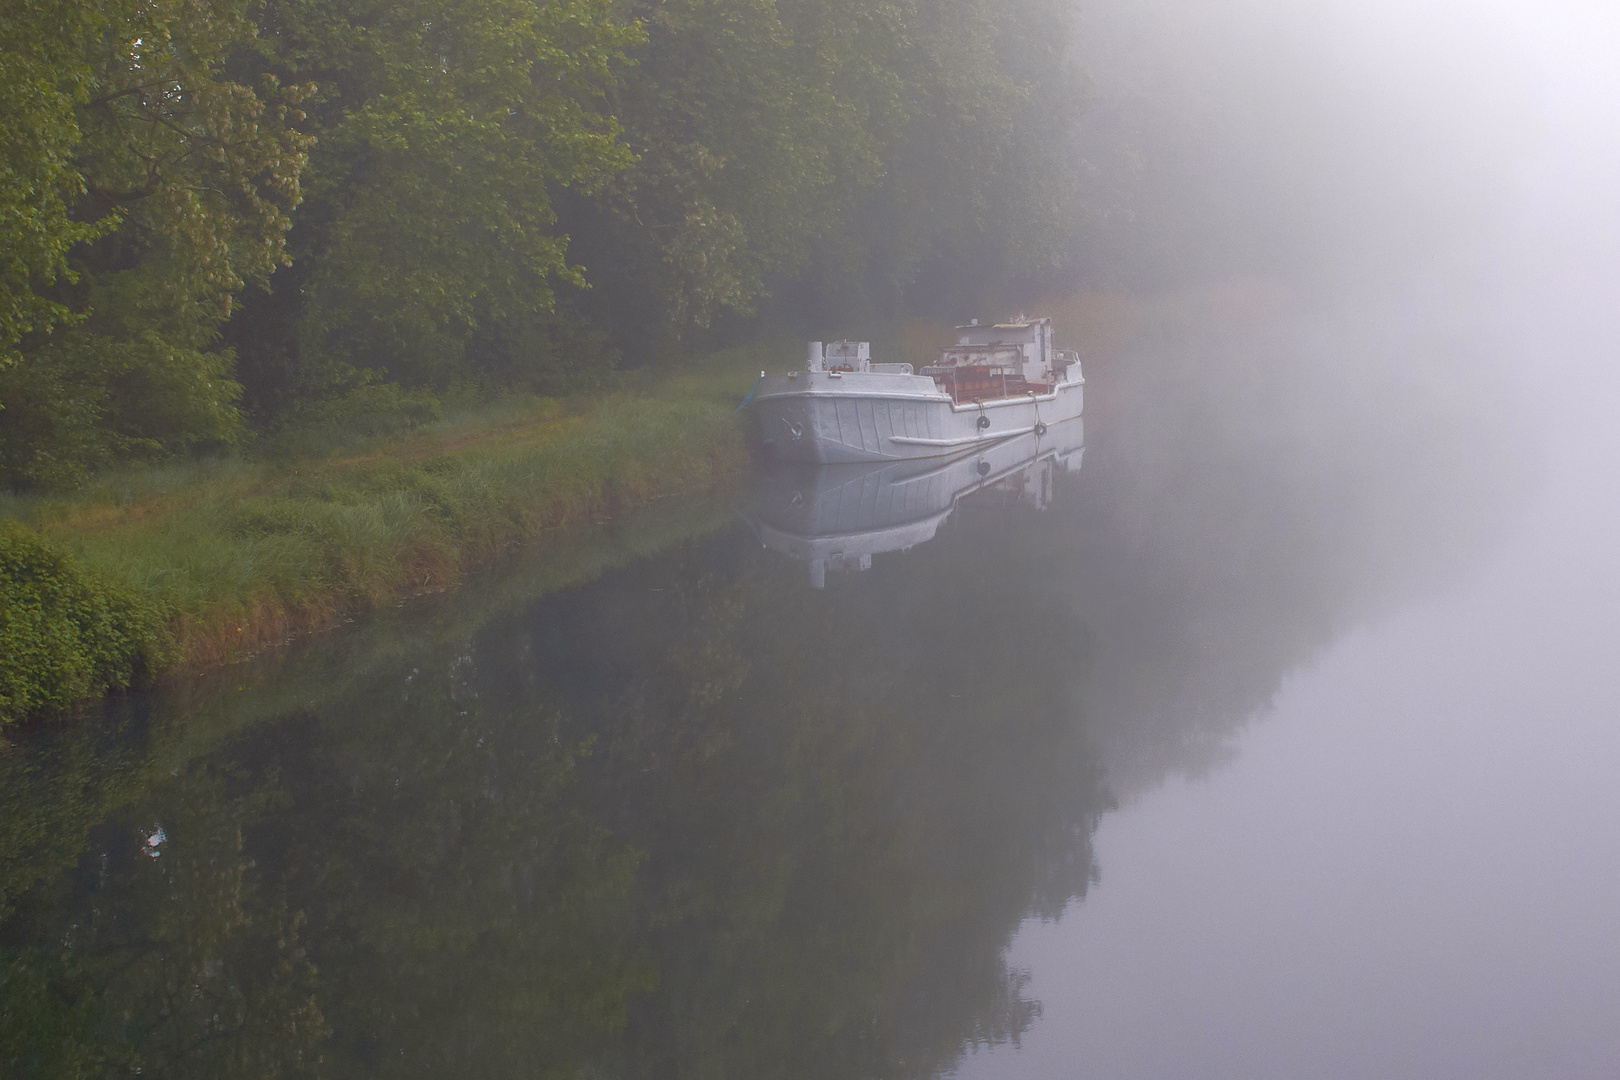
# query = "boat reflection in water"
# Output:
<box><xmin>749</xmin><ymin>417</ymin><xmax>1083</xmax><ymax>587</ymax></box>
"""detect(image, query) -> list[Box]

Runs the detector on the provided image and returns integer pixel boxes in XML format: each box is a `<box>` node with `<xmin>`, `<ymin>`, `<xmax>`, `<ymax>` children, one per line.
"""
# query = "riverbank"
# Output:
<box><xmin>0</xmin><ymin>345</ymin><xmax>772</xmax><ymax>729</ymax></box>
<box><xmin>0</xmin><ymin>290</ymin><xmax>1171</xmax><ymax>730</ymax></box>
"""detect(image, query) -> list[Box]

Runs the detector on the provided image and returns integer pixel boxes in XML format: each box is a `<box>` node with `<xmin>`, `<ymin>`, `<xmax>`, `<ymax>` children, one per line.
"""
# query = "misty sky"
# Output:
<box><xmin>945</xmin><ymin>4</ymin><xmax>1620</xmax><ymax>1076</ymax></box>
<box><xmin>1071</xmin><ymin>0</ymin><xmax>1620</xmax><ymax>308</ymax></box>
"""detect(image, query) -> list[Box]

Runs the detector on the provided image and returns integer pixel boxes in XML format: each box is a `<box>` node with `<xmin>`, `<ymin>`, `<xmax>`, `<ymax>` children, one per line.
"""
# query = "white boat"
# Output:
<box><xmin>748</xmin><ymin>420</ymin><xmax>1084</xmax><ymax>587</ymax></box>
<box><xmin>748</xmin><ymin>315</ymin><xmax>1084</xmax><ymax>463</ymax></box>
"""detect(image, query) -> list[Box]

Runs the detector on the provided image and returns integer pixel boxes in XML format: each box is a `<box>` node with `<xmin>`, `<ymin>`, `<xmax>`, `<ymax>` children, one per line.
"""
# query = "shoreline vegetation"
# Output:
<box><xmin>0</xmin><ymin>286</ymin><xmax>1260</xmax><ymax>732</ymax></box>
<box><xmin>0</xmin><ymin>287</ymin><xmax>1205</xmax><ymax>732</ymax></box>
<box><xmin>0</xmin><ymin>345</ymin><xmax>771</xmax><ymax>730</ymax></box>
<box><xmin>0</xmin><ymin>481</ymin><xmax>745</xmax><ymax>918</ymax></box>
<box><xmin>2</xmin><ymin>0</ymin><xmax>1088</xmax><ymax>729</ymax></box>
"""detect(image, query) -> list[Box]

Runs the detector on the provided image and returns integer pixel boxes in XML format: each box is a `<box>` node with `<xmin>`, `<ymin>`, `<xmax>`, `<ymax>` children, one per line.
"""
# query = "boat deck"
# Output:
<box><xmin>922</xmin><ymin>365</ymin><xmax>1054</xmax><ymax>405</ymax></box>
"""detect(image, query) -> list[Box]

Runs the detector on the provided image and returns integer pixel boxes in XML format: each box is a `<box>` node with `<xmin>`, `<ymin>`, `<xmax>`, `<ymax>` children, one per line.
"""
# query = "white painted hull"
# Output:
<box><xmin>750</xmin><ymin>369</ymin><xmax>1084</xmax><ymax>463</ymax></box>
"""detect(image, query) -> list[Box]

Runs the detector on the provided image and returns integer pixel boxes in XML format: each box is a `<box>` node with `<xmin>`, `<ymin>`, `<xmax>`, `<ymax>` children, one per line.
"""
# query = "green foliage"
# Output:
<box><xmin>591</xmin><ymin>0</ymin><xmax>909</xmax><ymax>325</ymax></box>
<box><xmin>0</xmin><ymin>0</ymin><xmax>311</xmax><ymax>488</ymax></box>
<box><xmin>0</xmin><ymin>361</ymin><xmax>752</xmax><ymax>723</ymax></box>
<box><xmin>0</xmin><ymin>521</ymin><xmax>171</xmax><ymax>726</ymax></box>
<box><xmin>0</xmin><ymin>0</ymin><xmax>111</xmax><ymax>365</ymax></box>
<box><xmin>231</xmin><ymin>0</ymin><xmax>1082</xmax><ymax>406</ymax></box>
<box><xmin>568</xmin><ymin>0</ymin><xmax>1084</xmax><ymax>341</ymax></box>
<box><xmin>3</xmin><ymin>0</ymin><xmax>1080</xmax><ymax>486</ymax></box>
<box><xmin>258</xmin><ymin>0</ymin><xmax>642</xmax><ymax>393</ymax></box>
<box><xmin>0</xmin><ymin>331</ymin><xmax>242</xmax><ymax>488</ymax></box>
<box><xmin>63</xmin><ymin>395</ymin><xmax>739</xmax><ymax>607</ymax></box>
<box><xmin>267</xmin><ymin>380</ymin><xmax>448</xmax><ymax>458</ymax></box>
<box><xmin>875</xmin><ymin>0</ymin><xmax>1085</xmax><ymax>284</ymax></box>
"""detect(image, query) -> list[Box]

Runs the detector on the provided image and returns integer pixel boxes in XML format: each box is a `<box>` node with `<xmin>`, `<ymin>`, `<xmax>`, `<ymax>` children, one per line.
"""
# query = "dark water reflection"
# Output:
<box><xmin>0</xmin><ymin>293</ymin><xmax>1524</xmax><ymax>1078</ymax></box>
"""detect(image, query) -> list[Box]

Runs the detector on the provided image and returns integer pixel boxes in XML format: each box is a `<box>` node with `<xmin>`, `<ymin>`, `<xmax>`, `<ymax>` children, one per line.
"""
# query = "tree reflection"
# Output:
<box><xmin>2</xmin><ymin>500</ymin><xmax>1106</xmax><ymax>1078</ymax></box>
<box><xmin>1</xmin><ymin>763</ymin><xmax>324</xmax><ymax>1077</ymax></box>
<box><xmin>496</xmin><ymin>515</ymin><xmax>1108</xmax><ymax>1078</ymax></box>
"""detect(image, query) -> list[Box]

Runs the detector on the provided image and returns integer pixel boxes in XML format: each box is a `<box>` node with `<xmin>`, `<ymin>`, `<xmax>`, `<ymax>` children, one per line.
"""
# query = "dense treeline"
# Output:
<box><xmin>0</xmin><ymin>0</ymin><xmax>1081</xmax><ymax>488</ymax></box>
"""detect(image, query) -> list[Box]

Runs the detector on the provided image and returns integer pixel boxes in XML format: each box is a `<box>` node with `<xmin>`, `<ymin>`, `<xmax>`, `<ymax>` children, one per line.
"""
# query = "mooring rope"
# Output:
<box><xmin>734</xmin><ymin>372</ymin><xmax>764</xmax><ymax>413</ymax></box>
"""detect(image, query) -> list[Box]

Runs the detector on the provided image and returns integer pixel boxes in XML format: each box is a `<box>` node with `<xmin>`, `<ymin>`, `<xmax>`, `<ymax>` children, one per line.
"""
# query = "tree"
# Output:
<box><xmin>229</xmin><ymin>0</ymin><xmax>642</xmax><ymax>411</ymax></box>
<box><xmin>0</xmin><ymin>0</ymin><xmax>311</xmax><ymax>488</ymax></box>
<box><xmin>0</xmin><ymin>1</ymin><xmax>109</xmax><ymax>369</ymax></box>
<box><xmin>2</xmin><ymin>0</ymin><xmax>1084</xmax><ymax>485</ymax></box>
<box><xmin>559</xmin><ymin>0</ymin><xmax>1084</xmax><ymax>353</ymax></box>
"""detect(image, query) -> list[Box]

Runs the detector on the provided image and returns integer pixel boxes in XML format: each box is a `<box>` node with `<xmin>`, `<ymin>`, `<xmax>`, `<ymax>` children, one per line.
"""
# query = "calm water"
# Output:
<box><xmin>3</xmin><ymin>289</ymin><xmax>1617</xmax><ymax>1078</ymax></box>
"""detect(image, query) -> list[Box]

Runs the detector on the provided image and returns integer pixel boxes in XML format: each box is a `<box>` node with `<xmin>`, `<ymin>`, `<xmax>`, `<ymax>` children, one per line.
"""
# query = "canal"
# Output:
<box><xmin>9</xmin><ymin>275</ymin><xmax>1614</xmax><ymax>1077</ymax></box>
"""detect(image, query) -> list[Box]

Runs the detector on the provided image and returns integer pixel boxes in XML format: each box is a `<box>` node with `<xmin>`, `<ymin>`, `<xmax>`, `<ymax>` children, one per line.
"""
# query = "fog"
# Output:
<box><xmin>1069</xmin><ymin>0</ymin><xmax>1619</xmax><ymax>300</ymax></box>
<box><xmin>1023</xmin><ymin>0</ymin><xmax>1620</xmax><ymax>782</ymax></box>
<box><xmin>3</xmin><ymin>1</ymin><xmax>1616</xmax><ymax>1075</ymax></box>
<box><xmin>948</xmin><ymin>2</ymin><xmax>1620</xmax><ymax>1076</ymax></box>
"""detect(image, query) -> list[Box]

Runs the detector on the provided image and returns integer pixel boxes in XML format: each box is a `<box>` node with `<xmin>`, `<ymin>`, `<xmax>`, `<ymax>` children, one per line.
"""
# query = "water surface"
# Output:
<box><xmin>4</xmin><ymin>287</ymin><xmax>1611</xmax><ymax>1078</ymax></box>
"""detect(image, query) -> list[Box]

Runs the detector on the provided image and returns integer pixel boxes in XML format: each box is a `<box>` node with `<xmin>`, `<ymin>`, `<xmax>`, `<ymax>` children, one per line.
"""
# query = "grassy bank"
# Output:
<box><xmin>0</xmin><ymin>345</ymin><xmax>772</xmax><ymax>729</ymax></box>
<box><xmin>0</xmin><ymin>483</ymin><xmax>742</xmax><ymax>916</ymax></box>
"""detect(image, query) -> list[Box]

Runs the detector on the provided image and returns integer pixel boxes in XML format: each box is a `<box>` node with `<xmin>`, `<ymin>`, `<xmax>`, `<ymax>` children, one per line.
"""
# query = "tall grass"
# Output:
<box><xmin>0</xmin><ymin>352</ymin><xmax>767</xmax><ymax>727</ymax></box>
<box><xmin>0</xmin><ymin>483</ymin><xmax>742</xmax><ymax>915</ymax></box>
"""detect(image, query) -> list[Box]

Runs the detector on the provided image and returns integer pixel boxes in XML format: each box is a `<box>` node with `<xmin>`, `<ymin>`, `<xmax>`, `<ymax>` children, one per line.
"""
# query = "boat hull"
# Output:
<box><xmin>750</xmin><ymin>370</ymin><xmax>1084</xmax><ymax>463</ymax></box>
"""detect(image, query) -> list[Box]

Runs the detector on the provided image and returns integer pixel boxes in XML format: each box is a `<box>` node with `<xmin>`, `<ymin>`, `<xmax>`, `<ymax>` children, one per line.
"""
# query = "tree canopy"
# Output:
<box><xmin>0</xmin><ymin>0</ymin><xmax>1082</xmax><ymax>488</ymax></box>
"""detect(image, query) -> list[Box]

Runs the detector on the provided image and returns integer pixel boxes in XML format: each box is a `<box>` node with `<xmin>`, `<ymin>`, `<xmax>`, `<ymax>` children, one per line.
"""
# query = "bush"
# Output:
<box><xmin>0</xmin><ymin>522</ymin><xmax>171</xmax><ymax>727</ymax></box>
